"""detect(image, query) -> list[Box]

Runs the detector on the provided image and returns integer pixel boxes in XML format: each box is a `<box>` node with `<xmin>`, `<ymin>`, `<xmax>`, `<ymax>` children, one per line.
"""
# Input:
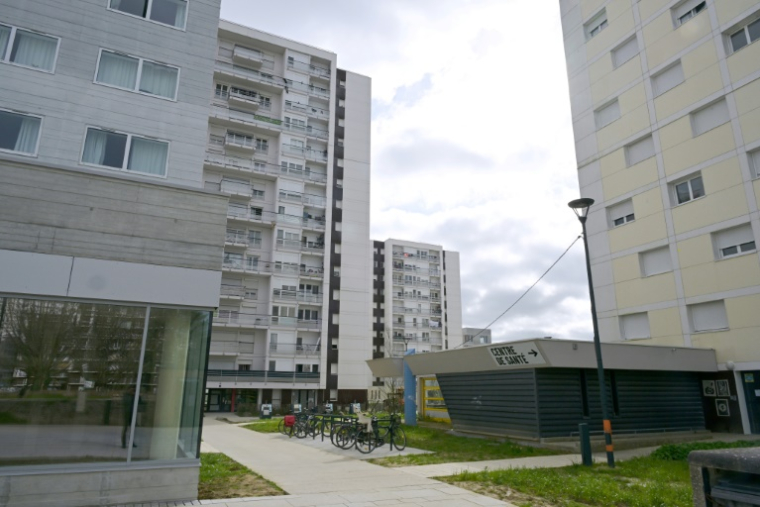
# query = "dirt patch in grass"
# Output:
<box><xmin>198</xmin><ymin>453</ymin><xmax>285</xmax><ymax>500</ymax></box>
<box><xmin>450</xmin><ymin>481</ymin><xmax>563</xmax><ymax>507</ymax></box>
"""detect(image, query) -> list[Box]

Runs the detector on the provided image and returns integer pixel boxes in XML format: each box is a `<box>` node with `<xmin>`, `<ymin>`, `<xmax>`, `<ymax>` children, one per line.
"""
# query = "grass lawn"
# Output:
<box><xmin>443</xmin><ymin>440</ymin><xmax>760</xmax><ymax>507</ymax></box>
<box><xmin>198</xmin><ymin>453</ymin><xmax>285</xmax><ymax>500</ymax></box>
<box><xmin>369</xmin><ymin>425</ymin><xmax>560</xmax><ymax>467</ymax></box>
<box><xmin>243</xmin><ymin>418</ymin><xmax>283</xmax><ymax>433</ymax></box>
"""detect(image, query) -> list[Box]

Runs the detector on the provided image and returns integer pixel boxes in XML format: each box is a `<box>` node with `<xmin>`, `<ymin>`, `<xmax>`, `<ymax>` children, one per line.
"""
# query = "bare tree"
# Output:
<box><xmin>1</xmin><ymin>299</ymin><xmax>81</xmax><ymax>395</ymax></box>
<box><xmin>82</xmin><ymin>305</ymin><xmax>143</xmax><ymax>391</ymax></box>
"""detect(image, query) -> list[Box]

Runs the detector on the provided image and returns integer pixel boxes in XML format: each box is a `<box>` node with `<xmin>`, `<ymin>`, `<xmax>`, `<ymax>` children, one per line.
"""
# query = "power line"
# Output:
<box><xmin>457</xmin><ymin>234</ymin><xmax>583</xmax><ymax>349</ymax></box>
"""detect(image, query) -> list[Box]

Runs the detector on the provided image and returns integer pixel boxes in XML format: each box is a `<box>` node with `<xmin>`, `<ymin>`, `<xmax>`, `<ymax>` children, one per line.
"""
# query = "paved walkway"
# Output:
<box><xmin>195</xmin><ymin>417</ymin><xmax>514</xmax><ymax>507</ymax></box>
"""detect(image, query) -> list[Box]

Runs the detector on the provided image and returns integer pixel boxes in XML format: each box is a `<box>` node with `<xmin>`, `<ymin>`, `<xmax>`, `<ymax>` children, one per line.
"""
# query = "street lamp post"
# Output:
<box><xmin>568</xmin><ymin>197</ymin><xmax>615</xmax><ymax>468</ymax></box>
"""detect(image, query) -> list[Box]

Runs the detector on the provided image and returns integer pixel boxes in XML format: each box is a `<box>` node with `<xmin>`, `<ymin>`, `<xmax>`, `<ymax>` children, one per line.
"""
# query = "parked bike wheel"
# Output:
<box><xmin>295</xmin><ymin>422</ymin><xmax>308</xmax><ymax>439</ymax></box>
<box><xmin>338</xmin><ymin>425</ymin><xmax>357</xmax><ymax>449</ymax></box>
<box><xmin>390</xmin><ymin>427</ymin><xmax>407</xmax><ymax>451</ymax></box>
<box><xmin>355</xmin><ymin>428</ymin><xmax>375</xmax><ymax>454</ymax></box>
<box><xmin>278</xmin><ymin>419</ymin><xmax>286</xmax><ymax>435</ymax></box>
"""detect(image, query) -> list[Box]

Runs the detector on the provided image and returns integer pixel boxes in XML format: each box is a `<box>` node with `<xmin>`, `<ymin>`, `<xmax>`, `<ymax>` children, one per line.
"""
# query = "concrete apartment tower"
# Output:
<box><xmin>371</xmin><ymin>239</ymin><xmax>464</xmax><ymax>370</ymax></box>
<box><xmin>0</xmin><ymin>0</ymin><xmax>227</xmax><ymax>505</ymax></box>
<box><xmin>203</xmin><ymin>21</ymin><xmax>373</xmax><ymax>409</ymax></box>
<box><xmin>559</xmin><ymin>0</ymin><xmax>760</xmax><ymax>434</ymax></box>
<box><xmin>462</xmin><ymin>327</ymin><xmax>492</xmax><ymax>347</ymax></box>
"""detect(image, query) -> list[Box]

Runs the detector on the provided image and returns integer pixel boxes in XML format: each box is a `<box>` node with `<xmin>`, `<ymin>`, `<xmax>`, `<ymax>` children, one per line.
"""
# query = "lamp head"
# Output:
<box><xmin>568</xmin><ymin>197</ymin><xmax>595</xmax><ymax>221</ymax></box>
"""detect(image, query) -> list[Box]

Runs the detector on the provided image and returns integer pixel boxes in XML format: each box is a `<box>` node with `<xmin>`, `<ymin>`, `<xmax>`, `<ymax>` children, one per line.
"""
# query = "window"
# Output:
<box><xmin>256</xmin><ymin>138</ymin><xmax>268</xmax><ymax>152</ymax></box>
<box><xmin>640</xmin><ymin>246</ymin><xmax>672</xmax><ymax>277</ymax></box>
<box><xmin>608</xmin><ymin>199</ymin><xmax>635</xmax><ymax>227</ymax></box>
<box><xmin>625</xmin><ymin>135</ymin><xmax>655</xmax><ymax>167</ymax></box>
<box><xmin>688</xmin><ymin>300</ymin><xmax>728</xmax><ymax>332</ymax></box>
<box><xmin>238</xmin><ymin>364</ymin><xmax>250</xmax><ymax>371</ymax></box>
<box><xmin>750</xmin><ymin>149</ymin><xmax>760</xmax><ymax>179</ymax></box>
<box><xmin>594</xmin><ymin>100</ymin><xmax>620</xmax><ymax>129</ymax></box>
<box><xmin>713</xmin><ymin>224</ymin><xmax>756</xmax><ymax>259</ymax></box>
<box><xmin>729</xmin><ymin>17</ymin><xmax>760</xmax><ymax>53</ymax></box>
<box><xmin>671</xmin><ymin>173</ymin><xmax>705</xmax><ymax>205</ymax></box>
<box><xmin>674</xmin><ymin>0</ymin><xmax>706</xmax><ymax>27</ymax></box>
<box><xmin>226</xmin><ymin>131</ymin><xmax>253</xmax><ymax>148</ymax></box>
<box><xmin>612</xmin><ymin>36</ymin><xmax>638</xmax><ymax>68</ymax></box>
<box><xmin>108</xmin><ymin>0</ymin><xmax>188</xmax><ymax>29</ymax></box>
<box><xmin>585</xmin><ymin>10</ymin><xmax>608</xmax><ymax>39</ymax></box>
<box><xmin>620</xmin><ymin>312</ymin><xmax>650</xmax><ymax>340</ymax></box>
<box><xmin>96</xmin><ymin>50</ymin><xmax>179</xmax><ymax>100</ymax></box>
<box><xmin>82</xmin><ymin>127</ymin><xmax>168</xmax><ymax>176</ymax></box>
<box><xmin>652</xmin><ymin>61</ymin><xmax>684</xmax><ymax>97</ymax></box>
<box><xmin>0</xmin><ymin>110</ymin><xmax>41</xmax><ymax>155</ymax></box>
<box><xmin>691</xmin><ymin>99</ymin><xmax>730</xmax><ymax>137</ymax></box>
<box><xmin>0</xmin><ymin>24</ymin><xmax>59</xmax><ymax>72</ymax></box>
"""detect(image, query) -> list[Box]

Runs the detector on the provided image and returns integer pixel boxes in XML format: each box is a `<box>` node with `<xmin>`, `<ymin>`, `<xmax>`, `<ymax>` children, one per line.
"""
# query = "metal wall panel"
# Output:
<box><xmin>436</xmin><ymin>370</ymin><xmax>539</xmax><ymax>438</ymax></box>
<box><xmin>536</xmin><ymin>369</ymin><xmax>706</xmax><ymax>437</ymax></box>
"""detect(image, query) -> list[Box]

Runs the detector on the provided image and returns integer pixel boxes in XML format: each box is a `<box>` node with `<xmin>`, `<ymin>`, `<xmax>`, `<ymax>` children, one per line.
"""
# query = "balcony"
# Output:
<box><xmin>275</xmin><ymin>238</ymin><xmax>301</xmax><ymax>251</ymax></box>
<box><xmin>215</xmin><ymin>61</ymin><xmax>283</xmax><ymax>91</ymax></box>
<box><xmin>285</xmin><ymin>101</ymin><xmax>330</xmax><ymax>122</ymax></box>
<box><xmin>221</xmin><ymin>178</ymin><xmax>253</xmax><ymax>197</ymax></box>
<box><xmin>270</xmin><ymin>317</ymin><xmax>322</xmax><ymax>330</ymax></box>
<box><xmin>392</xmin><ymin>278</ymin><xmax>440</xmax><ymax>288</ymax></box>
<box><xmin>210</xmin><ymin>104</ymin><xmax>329</xmax><ymax>140</ymax></box>
<box><xmin>214</xmin><ymin>312</ymin><xmax>271</xmax><ymax>328</ymax></box>
<box><xmin>220</xmin><ymin>284</ymin><xmax>245</xmax><ymax>299</ymax></box>
<box><xmin>205</xmin><ymin>150</ymin><xmax>327</xmax><ymax>184</ymax></box>
<box><xmin>206</xmin><ymin>369</ymin><xmax>319</xmax><ymax>384</ymax></box>
<box><xmin>208</xmin><ymin>341</ymin><xmax>252</xmax><ymax>356</ymax></box>
<box><xmin>300</xmin><ymin>266</ymin><xmax>324</xmax><ymax>279</ymax></box>
<box><xmin>269</xmin><ymin>343</ymin><xmax>322</xmax><ymax>356</ymax></box>
<box><xmin>232</xmin><ymin>46</ymin><xmax>265</xmax><ymax>67</ymax></box>
<box><xmin>226</xmin><ymin>208</ymin><xmax>276</xmax><ymax>226</ymax></box>
<box><xmin>281</xmin><ymin>144</ymin><xmax>329</xmax><ymax>164</ymax></box>
<box><xmin>225</xmin><ymin>231</ymin><xmax>249</xmax><ymax>247</ymax></box>
<box><xmin>222</xmin><ymin>258</ymin><xmax>273</xmax><ymax>275</ymax></box>
<box><xmin>303</xmin><ymin>194</ymin><xmax>327</xmax><ymax>208</ymax></box>
<box><xmin>272</xmin><ymin>289</ymin><xmax>323</xmax><ymax>304</ymax></box>
<box><xmin>301</xmin><ymin>241</ymin><xmax>325</xmax><ymax>255</ymax></box>
<box><xmin>287</xmin><ymin>59</ymin><xmax>331</xmax><ymax>80</ymax></box>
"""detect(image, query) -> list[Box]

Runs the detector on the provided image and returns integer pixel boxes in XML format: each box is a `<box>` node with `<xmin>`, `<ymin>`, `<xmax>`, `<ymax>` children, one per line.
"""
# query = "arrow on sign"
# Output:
<box><xmin>529</xmin><ymin>349</ymin><xmax>538</xmax><ymax>357</ymax></box>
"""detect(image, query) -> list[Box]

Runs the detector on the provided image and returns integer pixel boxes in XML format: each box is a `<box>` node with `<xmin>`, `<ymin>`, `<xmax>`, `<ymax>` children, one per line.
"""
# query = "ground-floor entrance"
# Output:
<box><xmin>740</xmin><ymin>370</ymin><xmax>760</xmax><ymax>434</ymax></box>
<box><xmin>205</xmin><ymin>389</ymin><xmax>231</xmax><ymax>412</ymax></box>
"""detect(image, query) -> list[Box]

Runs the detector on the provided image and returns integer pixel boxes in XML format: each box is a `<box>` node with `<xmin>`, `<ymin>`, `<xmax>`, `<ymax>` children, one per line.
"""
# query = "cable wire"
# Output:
<box><xmin>456</xmin><ymin>234</ymin><xmax>583</xmax><ymax>349</ymax></box>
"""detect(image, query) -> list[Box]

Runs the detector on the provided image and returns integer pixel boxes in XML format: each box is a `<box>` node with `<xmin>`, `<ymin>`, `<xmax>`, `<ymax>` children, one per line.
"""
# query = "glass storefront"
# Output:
<box><xmin>0</xmin><ymin>297</ymin><xmax>211</xmax><ymax>467</ymax></box>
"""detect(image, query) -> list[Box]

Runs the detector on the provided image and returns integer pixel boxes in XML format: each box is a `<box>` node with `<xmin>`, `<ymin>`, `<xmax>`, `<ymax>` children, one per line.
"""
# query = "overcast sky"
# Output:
<box><xmin>220</xmin><ymin>0</ymin><xmax>595</xmax><ymax>343</ymax></box>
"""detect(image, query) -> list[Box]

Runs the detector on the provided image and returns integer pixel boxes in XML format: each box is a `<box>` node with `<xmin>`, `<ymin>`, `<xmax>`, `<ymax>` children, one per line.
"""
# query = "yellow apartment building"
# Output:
<box><xmin>560</xmin><ymin>0</ymin><xmax>760</xmax><ymax>434</ymax></box>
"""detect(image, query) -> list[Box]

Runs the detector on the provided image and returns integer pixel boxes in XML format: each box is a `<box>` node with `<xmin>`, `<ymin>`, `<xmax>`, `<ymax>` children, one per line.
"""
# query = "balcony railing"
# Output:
<box><xmin>276</xmin><ymin>238</ymin><xmax>301</xmax><ymax>250</ymax></box>
<box><xmin>225</xmin><ymin>232</ymin><xmax>248</xmax><ymax>245</ymax></box>
<box><xmin>271</xmin><ymin>317</ymin><xmax>322</xmax><ymax>330</ymax></box>
<box><xmin>392</xmin><ymin>278</ymin><xmax>441</xmax><ymax>288</ymax></box>
<box><xmin>210</xmin><ymin>104</ymin><xmax>329</xmax><ymax>140</ymax></box>
<box><xmin>270</xmin><ymin>343</ymin><xmax>322</xmax><ymax>356</ymax></box>
<box><xmin>208</xmin><ymin>341</ymin><xmax>253</xmax><ymax>355</ymax></box>
<box><xmin>205</xmin><ymin>151</ymin><xmax>327</xmax><ymax>184</ymax></box>
<box><xmin>300</xmin><ymin>266</ymin><xmax>324</xmax><ymax>279</ymax></box>
<box><xmin>272</xmin><ymin>289</ymin><xmax>323</xmax><ymax>304</ymax></box>
<box><xmin>301</xmin><ymin>241</ymin><xmax>325</xmax><ymax>254</ymax></box>
<box><xmin>220</xmin><ymin>284</ymin><xmax>246</xmax><ymax>298</ymax></box>
<box><xmin>222</xmin><ymin>258</ymin><xmax>273</xmax><ymax>274</ymax></box>
<box><xmin>206</xmin><ymin>369</ymin><xmax>319</xmax><ymax>384</ymax></box>
<box><xmin>281</xmin><ymin>144</ymin><xmax>329</xmax><ymax>163</ymax></box>
<box><xmin>285</xmin><ymin>101</ymin><xmax>330</xmax><ymax>121</ymax></box>
<box><xmin>221</xmin><ymin>179</ymin><xmax>252</xmax><ymax>196</ymax></box>
<box><xmin>287</xmin><ymin>59</ymin><xmax>331</xmax><ymax>80</ymax></box>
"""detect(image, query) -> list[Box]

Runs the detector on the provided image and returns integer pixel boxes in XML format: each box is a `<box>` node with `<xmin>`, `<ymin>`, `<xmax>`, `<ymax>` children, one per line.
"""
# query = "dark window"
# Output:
<box><xmin>238</xmin><ymin>364</ymin><xmax>250</xmax><ymax>371</ymax></box>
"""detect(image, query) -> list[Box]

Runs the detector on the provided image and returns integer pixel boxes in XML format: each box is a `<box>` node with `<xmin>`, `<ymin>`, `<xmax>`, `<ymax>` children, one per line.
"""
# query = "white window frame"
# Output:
<box><xmin>727</xmin><ymin>16</ymin><xmax>760</xmax><ymax>54</ymax></box>
<box><xmin>79</xmin><ymin>126</ymin><xmax>170</xmax><ymax>178</ymax></box>
<box><xmin>673</xmin><ymin>0</ymin><xmax>707</xmax><ymax>27</ymax></box>
<box><xmin>688</xmin><ymin>300</ymin><xmax>729</xmax><ymax>333</ymax></box>
<box><xmin>639</xmin><ymin>246</ymin><xmax>673</xmax><ymax>277</ymax></box>
<box><xmin>608</xmin><ymin>199</ymin><xmax>635</xmax><ymax>228</ymax></box>
<box><xmin>611</xmin><ymin>36</ymin><xmax>639</xmax><ymax>68</ymax></box>
<box><xmin>671</xmin><ymin>172</ymin><xmax>705</xmax><ymax>206</ymax></box>
<box><xmin>94</xmin><ymin>49</ymin><xmax>180</xmax><ymax>101</ymax></box>
<box><xmin>625</xmin><ymin>135</ymin><xmax>655</xmax><ymax>167</ymax></box>
<box><xmin>690</xmin><ymin>99</ymin><xmax>730</xmax><ymax>137</ymax></box>
<box><xmin>0</xmin><ymin>24</ymin><xmax>61</xmax><ymax>73</ymax></box>
<box><xmin>585</xmin><ymin>9</ymin><xmax>608</xmax><ymax>40</ymax></box>
<box><xmin>0</xmin><ymin>108</ymin><xmax>43</xmax><ymax>157</ymax></box>
<box><xmin>712</xmin><ymin>224</ymin><xmax>757</xmax><ymax>259</ymax></box>
<box><xmin>651</xmin><ymin>60</ymin><xmax>685</xmax><ymax>97</ymax></box>
<box><xmin>107</xmin><ymin>0</ymin><xmax>189</xmax><ymax>31</ymax></box>
<box><xmin>594</xmin><ymin>99</ymin><xmax>621</xmax><ymax>130</ymax></box>
<box><xmin>620</xmin><ymin>312</ymin><xmax>651</xmax><ymax>340</ymax></box>
<box><xmin>749</xmin><ymin>148</ymin><xmax>760</xmax><ymax>179</ymax></box>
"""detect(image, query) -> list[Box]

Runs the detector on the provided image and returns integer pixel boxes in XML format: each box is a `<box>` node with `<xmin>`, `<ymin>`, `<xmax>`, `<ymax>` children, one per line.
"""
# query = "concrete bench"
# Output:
<box><xmin>689</xmin><ymin>447</ymin><xmax>760</xmax><ymax>506</ymax></box>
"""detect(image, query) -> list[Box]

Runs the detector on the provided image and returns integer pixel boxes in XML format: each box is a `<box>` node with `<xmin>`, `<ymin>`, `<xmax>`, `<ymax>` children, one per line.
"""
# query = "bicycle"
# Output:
<box><xmin>355</xmin><ymin>414</ymin><xmax>406</xmax><ymax>454</ymax></box>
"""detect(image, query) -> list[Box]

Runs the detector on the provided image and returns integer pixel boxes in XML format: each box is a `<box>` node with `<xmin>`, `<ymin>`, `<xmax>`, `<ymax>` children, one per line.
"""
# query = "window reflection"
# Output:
<box><xmin>0</xmin><ymin>297</ymin><xmax>210</xmax><ymax>467</ymax></box>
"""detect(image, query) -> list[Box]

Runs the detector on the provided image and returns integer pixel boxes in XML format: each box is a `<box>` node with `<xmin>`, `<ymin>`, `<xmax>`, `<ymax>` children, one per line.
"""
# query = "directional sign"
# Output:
<box><xmin>488</xmin><ymin>341</ymin><xmax>546</xmax><ymax>368</ymax></box>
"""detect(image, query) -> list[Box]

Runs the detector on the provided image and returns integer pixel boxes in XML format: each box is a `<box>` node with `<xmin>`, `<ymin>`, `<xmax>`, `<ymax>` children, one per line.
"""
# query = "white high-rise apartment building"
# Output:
<box><xmin>0</xmin><ymin>0</ymin><xmax>226</xmax><ymax>505</ymax></box>
<box><xmin>203</xmin><ymin>21</ymin><xmax>372</xmax><ymax>409</ymax></box>
<box><xmin>371</xmin><ymin>239</ymin><xmax>463</xmax><ymax>370</ymax></box>
<box><xmin>560</xmin><ymin>0</ymin><xmax>760</xmax><ymax>434</ymax></box>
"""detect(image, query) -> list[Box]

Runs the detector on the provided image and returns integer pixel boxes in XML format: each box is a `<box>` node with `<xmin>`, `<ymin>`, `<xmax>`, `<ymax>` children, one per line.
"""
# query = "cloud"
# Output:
<box><xmin>377</xmin><ymin>134</ymin><xmax>494</xmax><ymax>176</ymax></box>
<box><xmin>392</xmin><ymin>73</ymin><xmax>433</xmax><ymax>108</ymax></box>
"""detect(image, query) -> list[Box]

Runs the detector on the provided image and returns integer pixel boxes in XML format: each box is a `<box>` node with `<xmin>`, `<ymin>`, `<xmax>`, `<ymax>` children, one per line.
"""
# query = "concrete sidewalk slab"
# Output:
<box><xmin>197</xmin><ymin>417</ymin><xmax>516</xmax><ymax>507</ymax></box>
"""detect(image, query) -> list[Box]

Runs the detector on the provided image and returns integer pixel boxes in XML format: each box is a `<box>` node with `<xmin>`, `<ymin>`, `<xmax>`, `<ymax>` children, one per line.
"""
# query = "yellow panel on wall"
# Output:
<box><xmin>727</xmin><ymin>41</ymin><xmax>760</xmax><ymax>84</ymax></box>
<box><xmin>649</xmin><ymin>306</ymin><xmax>684</xmax><ymax>340</ymax></box>
<box><xmin>681</xmin><ymin>254</ymin><xmax>760</xmax><ymax>298</ymax></box>
<box><xmin>603</xmin><ymin>157</ymin><xmax>660</xmax><ymax>200</ymax></box>
<box><xmin>591</xmin><ymin>56</ymin><xmax>644</xmax><ymax>105</ymax></box>
<box><xmin>662</xmin><ymin>123</ymin><xmax>737</xmax><ymax>176</ymax></box>
<box><xmin>615</xmin><ymin>271</ymin><xmax>678</xmax><ymax>308</ymax></box>
<box><xmin>644</xmin><ymin>12</ymin><xmax>712</xmax><ymax>70</ymax></box>
<box><xmin>715</xmin><ymin>0</ymin><xmax>760</xmax><ymax>25</ymax></box>
<box><xmin>676</xmin><ymin>234</ymin><xmax>714</xmax><ymax>269</ymax></box>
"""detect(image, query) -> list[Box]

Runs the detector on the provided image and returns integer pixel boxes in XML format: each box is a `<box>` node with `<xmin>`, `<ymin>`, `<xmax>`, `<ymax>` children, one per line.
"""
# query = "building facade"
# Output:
<box><xmin>203</xmin><ymin>21</ymin><xmax>372</xmax><ymax>409</ymax></box>
<box><xmin>0</xmin><ymin>0</ymin><xmax>227</xmax><ymax>505</ymax></box>
<box><xmin>371</xmin><ymin>239</ymin><xmax>464</xmax><ymax>369</ymax></box>
<box><xmin>560</xmin><ymin>0</ymin><xmax>760</xmax><ymax>433</ymax></box>
<box><xmin>462</xmin><ymin>327</ymin><xmax>492</xmax><ymax>347</ymax></box>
